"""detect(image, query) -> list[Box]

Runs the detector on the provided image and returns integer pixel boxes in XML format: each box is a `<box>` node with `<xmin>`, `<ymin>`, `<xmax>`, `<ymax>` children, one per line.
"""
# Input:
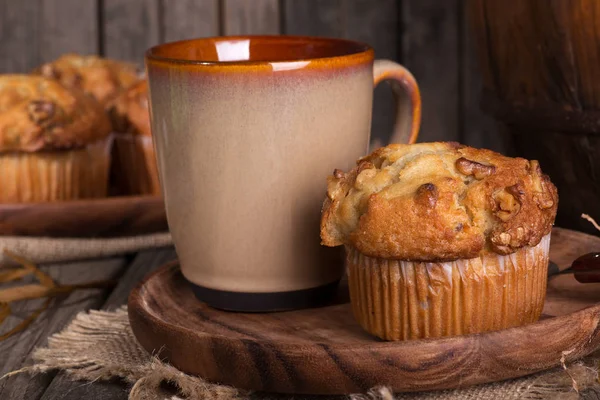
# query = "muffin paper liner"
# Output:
<box><xmin>111</xmin><ymin>134</ymin><xmax>160</xmax><ymax>196</ymax></box>
<box><xmin>346</xmin><ymin>233</ymin><xmax>551</xmax><ymax>341</ymax></box>
<box><xmin>0</xmin><ymin>138</ymin><xmax>112</xmax><ymax>202</ymax></box>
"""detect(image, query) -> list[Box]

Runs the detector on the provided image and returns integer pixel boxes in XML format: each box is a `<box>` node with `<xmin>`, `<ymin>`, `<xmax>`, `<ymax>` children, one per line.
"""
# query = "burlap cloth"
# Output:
<box><xmin>0</xmin><ymin>233</ymin><xmax>172</xmax><ymax>264</ymax></box>
<box><xmin>8</xmin><ymin>307</ymin><xmax>599</xmax><ymax>400</ymax></box>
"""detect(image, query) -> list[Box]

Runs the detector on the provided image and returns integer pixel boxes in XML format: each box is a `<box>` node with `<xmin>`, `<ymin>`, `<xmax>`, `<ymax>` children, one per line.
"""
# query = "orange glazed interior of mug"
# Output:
<box><xmin>146</xmin><ymin>36</ymin><xmax>372</xmax><ymax>64</ymax></box>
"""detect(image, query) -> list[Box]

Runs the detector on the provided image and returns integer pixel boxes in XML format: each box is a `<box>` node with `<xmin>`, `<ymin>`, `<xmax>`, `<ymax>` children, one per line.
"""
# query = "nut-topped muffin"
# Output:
<box><xmin>321</xmin><ymin>142</ymin><xmax>558</xmax><ymax>340</ymax></box>
<box><xmin>34</xmin><ymin>54</ymin><xmax>139</xmax><ymax>107</ymax></box>
<box><xmin>0</xmin><ymin>75</ymin><xmax>112</xmax><ymax>202</ymax></box>
<box><xmin>107</xmin><ymin>79</ymin><xmax>160</xmax><ymax>195</ymax></box>
<box><xmin>109</xmin><ymin>80</ymin><xmax>151</xmax><ymax>136</ymax></box>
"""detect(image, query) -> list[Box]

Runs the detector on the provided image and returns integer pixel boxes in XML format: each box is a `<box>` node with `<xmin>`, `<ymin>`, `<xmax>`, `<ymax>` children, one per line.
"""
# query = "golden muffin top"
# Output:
<box><xmin>320</xmin><ymin>142</ymin><xmax>558</xmax><ymax>261</ymax></box>
<box><xmin>34</xmin><ymin>54</ymin><xmax>139</xmax><ymax>106</ymax></box>
<box><xmin>107</xmin><ymin>79</ymin><xmax>151</xmax><ymax>136</ymax></box>
<box><xmin>0</xmin><ymin>75</ymin><xmax>111</xmax><ymax>152</ymax></box>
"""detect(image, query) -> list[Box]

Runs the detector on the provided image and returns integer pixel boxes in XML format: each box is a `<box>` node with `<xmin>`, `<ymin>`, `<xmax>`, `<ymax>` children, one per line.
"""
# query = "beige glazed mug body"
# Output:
<box><xmin>146</xmin><ymin>36</ymin><xmax>421</xmax><ymax>311</ymax></box>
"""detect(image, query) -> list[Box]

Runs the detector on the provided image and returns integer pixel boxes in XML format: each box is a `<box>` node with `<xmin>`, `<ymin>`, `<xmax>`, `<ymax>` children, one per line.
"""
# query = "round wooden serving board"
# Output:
<box><xmin>0</xmin><ymin>195</ymin><xmax>167</xmax><ymax>237</ymax></box>
<box><xmin>128</xmin><ymin>227</ymin><xmax>600</xmax><ymax>395</ymax></box>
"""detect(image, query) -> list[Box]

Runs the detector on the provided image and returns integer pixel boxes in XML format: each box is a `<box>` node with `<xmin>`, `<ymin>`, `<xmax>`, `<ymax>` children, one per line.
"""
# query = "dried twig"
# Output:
<box><xmin>0</xmin><ymin>250</ymin><xmax>117</xmax><ymax>342</ymax></box>
<box><xmin>580</xmin><ymin>214</ymin><xmax>600</xmax><ymax>385</ymax></box>
<box><xmin>582</xmin><ymin>213</ymin><xmax>600</xmax><ymax>232</ymax></box>
<box><xmin>3</xmin><ymin>250</ymin><xmax>55</xmax><ymax>288</ymax></box>
<box><xmin>0</xmin><ymin>298</ymin><xmax>52</xmax><ymax>341</ymax></box>
<box><xmin>561</xmin><ymin>349</ymin><xmax>579</xmax><ymax>393</ymax></box>
<box><xmin>0</xmin><ymin>268</ymin><xmax>31</xmax><ymax>283</ymax></box>
<box><xmin>0</xmin><ymin>281</ymin><xmax>117</xmax><ymax>303</ymax></box>
<box><xmin>0</xmin><ymin>303</ymin><xmax>9</xmax><ymax>325</ymax></box>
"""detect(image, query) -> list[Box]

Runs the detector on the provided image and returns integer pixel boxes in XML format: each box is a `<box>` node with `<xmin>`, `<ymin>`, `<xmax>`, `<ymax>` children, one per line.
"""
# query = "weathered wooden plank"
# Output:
<box><xmin>282</xmin><ymin>0</ymin><xmax>344</xmax><ymax>37</ymax></box>
<box><xmin>103</xmin><ymin>0</ymin><xmax>160</xmax><ymax>63</ymax></box>
<box><xmin>583</xmin><ymin>387</ymin><xmax>600</xmax><ymax>400</ymax></box>
<box><xmin>402</xmin><ymin>0</ymin><xmax>461</xmax><ymax>143</ymax></box>
<box><xmin>222</xmin><ymin>0</ymin><xmax>280</xmax><ymax>35</ymax></box>
<box><xmin>0</xmin><ymin>0</ymin><xmax>41</xmax><ymax>72</ymax></box>
<box><xmin>40</xmin><ymin>0</ymin><xmax>98</xmax><ymax>63</ymax></box>
<box><xmin>344</xmin><ymin>0</ymin><xmax>398</xmax><ymax>147</ymax></box>
<box><xmin>40</xmin><ymin>378</ymin><xmax>128</xmax><ymax>400</ymax></box>
<box><xmin>0</xmin><ymin>257</ymin><xmax>127</xmax><ymax>400</ymax></box>
<box><xmin>162</xmin><ymin>0</ymin><xmax>219</xmax><ymax>42</ymax></box>
<box><xmin>39</xmin><ymin>249</ymin><xmax>176</xmax><ymax>400</ymax></box>
<box><xmin>103</xmin><ymin>248</ymin><xmax>176</xmax><ymax>308</ymax></box>
<box><xmin>461</xmin><ymin>4</ymin><xmax>508</xmax><ymax>153</ymax></box>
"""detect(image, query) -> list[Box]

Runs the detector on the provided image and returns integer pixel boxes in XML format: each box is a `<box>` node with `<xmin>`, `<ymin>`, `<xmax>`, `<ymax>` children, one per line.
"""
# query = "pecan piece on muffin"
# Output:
<box><xmin>34</xmin><ymin>54</ymin><xmax>140</xmax><ymax>107</ymax></box>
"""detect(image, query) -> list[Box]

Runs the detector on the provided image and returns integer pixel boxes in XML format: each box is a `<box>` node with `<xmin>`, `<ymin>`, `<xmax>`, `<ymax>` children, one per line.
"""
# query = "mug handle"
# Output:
<box><xmin>373</xmin><ymin>59</ymin><xmax>421</xmax><ymax>145</ymax></box>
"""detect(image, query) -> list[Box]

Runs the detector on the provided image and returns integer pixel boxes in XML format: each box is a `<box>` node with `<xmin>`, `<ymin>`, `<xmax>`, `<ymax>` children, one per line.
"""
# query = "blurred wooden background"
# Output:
<box><xmin>0</xmin><ymin>0</ymin><xmax>507</xmax><ymax>151</ymax></box>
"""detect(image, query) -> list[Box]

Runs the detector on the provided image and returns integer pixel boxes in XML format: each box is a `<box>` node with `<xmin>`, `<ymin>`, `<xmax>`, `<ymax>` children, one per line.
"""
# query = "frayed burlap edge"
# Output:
<box><xmin>8</xmin><ymin>307</ymin><xmax>600</xmax><ymax>400</ymax></box>
<box><xmin>11</xmin><ymin>307</ymin><xmax>242</xmax><ymax>400</ymax></box>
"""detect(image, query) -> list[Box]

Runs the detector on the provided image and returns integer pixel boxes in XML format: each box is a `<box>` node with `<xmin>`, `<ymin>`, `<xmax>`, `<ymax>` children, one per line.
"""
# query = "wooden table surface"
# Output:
<box><xmin>0</xmin><ymin>248</ymin><xmax>178</xmax><ymax>400</ymax></box>
<box><xmin>2</xmin><ymin>247</ymin><xmax>600</xmax><ymax>400</ymax></box>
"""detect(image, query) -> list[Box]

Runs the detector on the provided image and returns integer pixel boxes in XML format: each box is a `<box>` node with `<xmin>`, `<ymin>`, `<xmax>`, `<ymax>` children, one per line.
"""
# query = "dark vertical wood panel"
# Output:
<box><xmin>0</xmin><ymin>0</ymin><xmax>41</xmax><ymax>72</ymax></box>
<box><xmin>344</xmin><ymin>0</ymin><xmax>398</xmax><ymax>146</ymax></box>
<box><xmin>162</xmin><ymin>0</ymin><xmax>219</xmax><ymax>42</ymax></box>
<box><xmin>40</xmin><ymin>0</ymin><xmax>98</xmax><ymax>62</ymax></box>
<box><xmin>222</xmin><ymin>0</ymin><xmax>280</xmax><ymax>35</ymax></box>
<box><xmin>461</xmin><ymin>1</ymin><xmax>508</xmax><ymax>153</ymax></box>
<box><xmin>283</xmin><ymin>0</ymin><xmax>344</xmax><ymax>37</ymax></box>
<box><xmin>403</xmin><ymin>0</ymin><xmax>460</xmax><ymax>143</ymax></box>
<box><xmin>103</xmin><ymin>0</ymin><xmax>160</xmax><ymax>63</ymax></box>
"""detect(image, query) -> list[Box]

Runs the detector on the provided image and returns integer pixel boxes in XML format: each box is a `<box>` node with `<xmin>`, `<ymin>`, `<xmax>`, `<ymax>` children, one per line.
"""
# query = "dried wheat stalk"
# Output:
<box><xmin>0</xmin><ymin>250</ymin><xmax>116</xmax><ymax>341</ymax></box>
<box><xmin>582</xmin><ymin>214</ymin><xmax>600</xmax><ymax>233</ymax></box>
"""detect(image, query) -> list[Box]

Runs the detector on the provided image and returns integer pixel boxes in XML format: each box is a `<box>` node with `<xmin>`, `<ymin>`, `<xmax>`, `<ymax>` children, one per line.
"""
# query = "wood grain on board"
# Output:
<box><xmin>466</xmin><ymin>0</ymin><xmax>600</xmax><ymax>235</ymax></box>
<box><xmin>162</xmin><ymin>0</ymin><xmax>219</xmax><ymax>42</ymax></box>
<box><xmin>39</xmin><ymin>249</ymin><xmax>177</xmax><ymax>400</ymax></box>
<box><xmin>0</xmin><ymin>249</ymin><xmax>176</xmax><ymax>400</ymax></box>
<box><xmin>0</xmin><ymin>258</ymin><xmax>127</xmax><ymax>400</ymax></box>
<box><xmin>222</xmin><ymin>0</ymin><xmax>280</xmax><ymax>35</ymax></box>
<box><xmin>402</xmin><ymin>0</ymin><xmax>460</xmax><ymax>143</ymax></box>
<box><xmin>0</xmin><ymin>0</ymin><xmax>41</xmax><ymax>72</ymax></box>
<box><xmin>0</xmin><ymin>196</ymin><xmax>167</xmax><ymax>238</ymax></box>
<box><xmin>40</xmin><ymin>0</ymin><xmax>98</xmax><ymax>62</ymax></box>
<box><xmin>345</xmin><ymin>0</ymin><xmax>398</xmax><ymax>147</ymax></box>
<box><xmin>282</xmin><ymin>0</ymin><xmax>345</xmax><ymax>37</ymax></box>
<box><xmin>460</xmin><ymin>1</ymin><xmax>506</xmax><ymax>153</ymax></box>
<box><xmin>129</xmin><ymin>228</ymin><xmax>600</xmax><ymax>395</ymax></box>
<box><xmin>103</xmin><ymin>0</ymin><xmax>161</xmax><ymax>63</ymax></box>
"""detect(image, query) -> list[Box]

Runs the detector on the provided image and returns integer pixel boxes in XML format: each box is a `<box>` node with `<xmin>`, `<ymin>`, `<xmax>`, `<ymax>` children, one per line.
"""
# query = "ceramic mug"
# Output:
<box><xmin>146</xmin><ymin>36</ymin><xmax>421</xmax><ymax>312</ymax></box>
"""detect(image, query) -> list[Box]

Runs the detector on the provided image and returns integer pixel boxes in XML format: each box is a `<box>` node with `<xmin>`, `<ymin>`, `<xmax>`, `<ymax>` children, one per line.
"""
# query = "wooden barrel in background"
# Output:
<box><xmin>468</xmin><ymin>0</ymin><xmax>600</xmax><ymax>235</ymax></box>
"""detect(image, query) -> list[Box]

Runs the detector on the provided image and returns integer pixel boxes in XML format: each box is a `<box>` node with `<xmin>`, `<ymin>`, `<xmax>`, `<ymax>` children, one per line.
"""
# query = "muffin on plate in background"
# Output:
<box><xmin>33</xmin><ymin>54</ymin><xmax>140</xmax><ymax>107</ymax></box>
<box><xmin>107</xmin><ymin>79</ymin><xmax>160</xmax><ymax>196</ymax></box>
<box><xmin>320</xmin><ymin>142</ymin><xmax>558</xmax><ymax>341</ymax></box>
<box><xmin>0</xmin><ymin>75</ymin><xmax>112</xmax><ymax>202</ymax></box>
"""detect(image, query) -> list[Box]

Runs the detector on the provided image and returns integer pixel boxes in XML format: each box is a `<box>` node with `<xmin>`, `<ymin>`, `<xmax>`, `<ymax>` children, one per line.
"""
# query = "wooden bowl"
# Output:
<box><xmin>128</xmin><ymin>227</ymin><xmax>600</xmax><ymax>395</ymax></box>
<box><xmin>0</xmin><ymin>195</ymin><xmax>167</xmax><ymax>237</ymax></box>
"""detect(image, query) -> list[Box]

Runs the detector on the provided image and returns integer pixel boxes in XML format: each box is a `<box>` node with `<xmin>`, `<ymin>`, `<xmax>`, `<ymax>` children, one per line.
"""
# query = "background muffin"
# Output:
<box><xmin>0</xmin><ymin>75</ymin><xmax>112</xmax><ymax>202</ymax></box>
<box><xmin>34</xmin><ymin>54</ymin><xmax>139</xmax><ymax>107</ymax></box>
<box><xmin>107</xmin><ymin>79</ymin><xmax>160</xmax><ymax>196</ymax></box>
<box><xmin>321</xmin><ymin>142</ymin><xmax>558</xmax><ymax>340</ymax></box>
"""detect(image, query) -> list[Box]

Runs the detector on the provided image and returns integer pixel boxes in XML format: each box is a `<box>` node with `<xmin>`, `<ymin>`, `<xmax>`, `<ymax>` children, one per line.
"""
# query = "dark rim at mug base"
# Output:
<box><xmin>188</xmin><ymin>279</ymin><xmax>340</xmax><ymax>313</ymax></box>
